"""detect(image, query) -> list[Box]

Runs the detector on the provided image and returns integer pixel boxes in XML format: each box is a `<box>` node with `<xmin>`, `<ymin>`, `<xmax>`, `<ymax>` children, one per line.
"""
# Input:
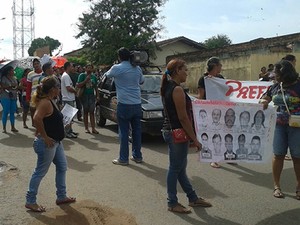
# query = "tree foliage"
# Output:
<box><xmin>76</xmin><ymin>0</ymin><xmax>166</xmax><ymax>65</ymax></box>
<box><xmin>202</xmin><ymin>34</ymin><xmax>232</xmax><ymax>49</ymax></box>
<box><xmin>67</xmin><ymin>56</ymin><xmax>88</xmax><ymax>67</ymax></box>
<box><xmin>28</xmin><ymin>36</ymin><xmax>61</xmax><ymax>56</ymax></box>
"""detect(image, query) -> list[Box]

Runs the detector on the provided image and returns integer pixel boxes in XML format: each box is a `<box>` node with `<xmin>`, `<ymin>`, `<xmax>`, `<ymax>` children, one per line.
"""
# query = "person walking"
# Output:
<box><xmin>25</xmin><ymin>76</ymin><xmax>76</xmax><ymax>212</ymax></box>
<box><xmin>77</xmin><ymin>64</ymin><xmax>98</xmax><ymax>134</ymax></box>
<box><xmin>104</xmin><ymin>47</ymin><xmax>144</xmax><ymax>165</ymax></box>
<box><xmin>260</xmin><ymin>59</ymin><xmax>300</xmax><ymax>200</ymax></box>
<box><xmin>161</xmin><ymin>58</ymin><xmax>212</xmax><ymax>214</ymax></box>
<box><xmin>0</xmin><ymin>66</ymin><xmax>19</xmax><ymax>133</ymax></box>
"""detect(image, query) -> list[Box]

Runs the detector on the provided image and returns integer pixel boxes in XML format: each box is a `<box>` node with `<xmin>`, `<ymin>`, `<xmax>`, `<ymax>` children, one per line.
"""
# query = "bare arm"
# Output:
<box><xmin>33</xmin><ymin>99</ymin><xmax>55</xmax><ymax>147</ymax></box>
<box><xmin>173</xmin><ymin>86</ymin><xmax>201</xmax><ymax>150</ymax></box>
<box><xmin>259</xmin><ymin>95</ymin><xmax>272</xmax><ymax>110</ymax></box>
<box><xmin>77</xmin><ymin>74</ymin><xmax>91</xmax><ymax>88</ymax></box>
<box><xmin>66</xmin><ymin>86</ymin><xmax>76</xmax><ymax>94</ymax></box>
<box><xmin>197</xmin><ymin>87</ymin><xmax>205</xmax><ymax>99</ymax></box>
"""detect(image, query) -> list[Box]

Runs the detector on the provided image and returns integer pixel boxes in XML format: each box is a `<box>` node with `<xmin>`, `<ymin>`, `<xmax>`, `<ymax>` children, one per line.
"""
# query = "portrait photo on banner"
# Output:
<box><xmin>192</xmin><ymin>100</ymin><xmax>276</xmax><ymax>163</ymax></box>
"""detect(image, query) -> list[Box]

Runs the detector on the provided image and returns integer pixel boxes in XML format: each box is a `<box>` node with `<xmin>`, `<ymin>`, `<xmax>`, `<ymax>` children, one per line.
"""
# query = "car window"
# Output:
<box><xmin>140</xmin><ymin>75</ymin><xmax>161</xmax><ymax>93</ymax></box>
<box><xmin>101</xmin><ymin>77</ymin><xmax>114</xmax><ymax>91</ymax></box>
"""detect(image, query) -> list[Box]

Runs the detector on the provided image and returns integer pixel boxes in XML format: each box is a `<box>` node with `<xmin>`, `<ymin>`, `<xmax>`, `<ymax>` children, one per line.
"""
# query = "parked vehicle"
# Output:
<box><xmin>96</xmin><ymin>66</ymin><xmax>164</xmax><ymax>136</ymax></box>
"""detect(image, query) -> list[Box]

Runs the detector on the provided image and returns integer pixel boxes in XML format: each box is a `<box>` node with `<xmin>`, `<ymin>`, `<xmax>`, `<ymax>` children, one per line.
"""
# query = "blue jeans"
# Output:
<box><xmin>117</xmin><ymin>103</ymin><xmax>142</xmax><ymax>162</ymax></box>
<box><xmin>273</xmin><ymin>124</ymin><xmax>300</xmax><ymax>158</ymax></box>
<box><xmin>26</xmin><ymin>137</ymin><xmax>68</xmax><ymax>204</ymax></box>
<box><xmin>162</xmin><ymin>130</ymin><xmax>198</xmax><ymax>207</ymax></box>
<box><xmin>0</xmin><ymin>97</ymin><xmax>17</xmax><ymax>128</ymax></box>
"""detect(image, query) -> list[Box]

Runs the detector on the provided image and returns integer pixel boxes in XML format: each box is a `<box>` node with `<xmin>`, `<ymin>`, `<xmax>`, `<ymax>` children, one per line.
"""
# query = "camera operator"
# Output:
<box><xmin>104</xmin><ymin>47</ymin><xmax>145</xmax><ymax>165</ymax></box>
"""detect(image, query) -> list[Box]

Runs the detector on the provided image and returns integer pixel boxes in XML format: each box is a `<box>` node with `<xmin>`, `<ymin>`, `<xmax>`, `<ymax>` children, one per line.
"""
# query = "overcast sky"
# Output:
<box><xmin>1</xmin><ymin>0</ymin><xmax>300</xmax><ymax>60</ymax></box>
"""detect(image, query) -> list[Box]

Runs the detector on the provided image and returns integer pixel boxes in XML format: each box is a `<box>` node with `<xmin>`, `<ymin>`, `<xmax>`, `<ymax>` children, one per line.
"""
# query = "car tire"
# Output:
<box><xmin>96</xmin><ymin>104</ymin><xmax>106</xmax><ymax>127</ymax></box>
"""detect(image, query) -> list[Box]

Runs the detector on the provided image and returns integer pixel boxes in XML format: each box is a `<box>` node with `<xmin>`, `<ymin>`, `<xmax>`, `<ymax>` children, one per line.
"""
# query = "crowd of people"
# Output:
<box><xmin>0</xmin><ymin>51</ymin><xmax>300</xmax><ymax>214</ymax></box>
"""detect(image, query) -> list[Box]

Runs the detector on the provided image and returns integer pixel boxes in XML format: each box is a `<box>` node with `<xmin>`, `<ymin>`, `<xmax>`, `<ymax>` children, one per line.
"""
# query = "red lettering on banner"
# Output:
<box><xmin>225</xmin><ymin>80</ymin><xmax>241</xmax><ymax>96</ymax></box>
<box><xmin>236</xmin><ymin>87</ymin><xmax>249</xmax><ymax>98</ymax></box>
<box><xmin>225</xmin><ymin>80</ymin><xmax>269</xmax><ymax>99</ymax></box>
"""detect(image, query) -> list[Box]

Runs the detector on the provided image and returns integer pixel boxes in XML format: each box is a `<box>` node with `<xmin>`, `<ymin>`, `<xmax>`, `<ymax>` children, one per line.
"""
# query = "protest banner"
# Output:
<box><xmin>192</xmin><ymin>99</ymin><xmax>276</xmax><ymax>163</ymax></box>
<box><xmin>204</xmin><ymin>77</ymin><xmax>273</xmax><ymax>103</ymax></box>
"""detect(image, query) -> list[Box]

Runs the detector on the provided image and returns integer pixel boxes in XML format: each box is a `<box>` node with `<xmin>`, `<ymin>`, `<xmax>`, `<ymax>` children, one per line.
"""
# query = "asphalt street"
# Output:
<box><xmin>0</xmin><ymin>116</ymin><xmax>299</xmax><ymax>225</ymax></box>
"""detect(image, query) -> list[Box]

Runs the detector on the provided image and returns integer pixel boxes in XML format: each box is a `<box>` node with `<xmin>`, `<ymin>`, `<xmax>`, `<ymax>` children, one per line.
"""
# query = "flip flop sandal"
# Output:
<box><xmin>296</xmin><ymin>190</ymin><xmax>300</xmax><ymax>200</ymax></box>
<box><xmin>189</xmin><ymin>197</ymin><xmax>212</xmax><ymax>207</ymax></box>
<box><xmin>273</xmin><ymin>187</ymin><xmax>284</xmax><ymax>198</ymax></box>
<box><xmin>92</xmin><ymin>130</ymin><xmax>99</xmax><ymax>134</ymax></box>
<box><xmin>284</xmin><ymin>155</ymin><xmax>292</xmax><ymax>161</ymax></box>
<box><xmin>210</xmin><ymin>162</ymin><xmax>221</xmax><ymax>168</ymax></box>
<box><xmin>85</xmin><ymin>130</ymin><xmax>91</xmax><ymax>134</ymax></box>
<box><xmin>168</xmin><ymin>203</ymin><xmax>191</xmax><ymax>214</ymax></box>
<box><xmin>25</xmin><ymin>204</ymin><xmax>46</xmax><ymax>212</ymax></box>
<box><xmin>56</xmin><ymin>197</ymin><xmax>76</xmax><ymax>205</ymax></box>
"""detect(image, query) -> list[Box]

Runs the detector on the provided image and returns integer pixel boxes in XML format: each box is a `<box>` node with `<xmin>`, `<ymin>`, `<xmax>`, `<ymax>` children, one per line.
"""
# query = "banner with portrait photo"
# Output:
<box><xmin>192</xmin><ymin>100</ymin><xmax>276</xmax><ymax>163</ymax></box>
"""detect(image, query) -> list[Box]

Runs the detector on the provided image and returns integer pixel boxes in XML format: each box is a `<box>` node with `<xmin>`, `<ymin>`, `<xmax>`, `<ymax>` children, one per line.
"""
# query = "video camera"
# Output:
<box><xmin>130</xmin><ymin>50</ymin><xmax>149</xmax><ymax>66</ymax></box>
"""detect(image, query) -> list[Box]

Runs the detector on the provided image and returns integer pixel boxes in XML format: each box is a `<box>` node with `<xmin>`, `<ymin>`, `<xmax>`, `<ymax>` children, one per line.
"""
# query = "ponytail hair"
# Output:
<box><xmin>31</xmin><ymin>76</ymin><xmax>59</xmax><ymax>106</ymax></box>
<box><xmin>160</xmin><ymin>58</ymin><xmax>186</xmax><ymax>96</ymax></box>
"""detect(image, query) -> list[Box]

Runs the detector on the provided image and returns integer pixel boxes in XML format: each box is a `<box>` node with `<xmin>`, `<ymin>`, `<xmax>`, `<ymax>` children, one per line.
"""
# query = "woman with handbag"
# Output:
<box><xmin>0</xmin><ymin>65</ymin><xmax>19</xmax><ymax>133</ymax></box>
<box><xmin>260</xmin><ymin>59</ymin><xmax>300</xmax><ymax>200</ymax></box>
<box><xmin>161</xmin><ymin>58</ymin><xmax>212</xmax><ymax>214</ymax></box>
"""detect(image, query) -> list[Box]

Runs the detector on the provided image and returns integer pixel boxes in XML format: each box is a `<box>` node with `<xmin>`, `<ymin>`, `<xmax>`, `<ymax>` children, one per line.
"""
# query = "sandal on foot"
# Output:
<box><xmin>273</xmin><ymin>187</ymin><xmax>284</xmax><ymax>198</ymax></box>
<box><xmin>25</xmin><ymin>204</ymin><xmax>46</xmax><ymax>212</ymax></box>
<box><xmin>92</xmin><ymin>130</ymin><xmax>99</xmax><ymax>134</ymax></box>
<box><xmin>168</xmin><ymin>203</ymin><xmax>191</xmax><ymax>214</ymax></box>
<box><xmin>23</xmin><ymin>125</ymin><xmax>29</xmax><ymax>129</ymax></box>
<box><xmin>210</xmin><ymin>162</ymin><xmax>221</xmax><ymax>168</ymax></box>
<box><xmin>296</xmin><ymin>190</ymin><xmax>300</xmax><ymax>200</ymax></box>
<box><xmin>56</xmin><ymin>196</ymin><xmax>76</xmax><ymax>205</ymax></box>
<box><xmin>189</xmin><ymin>197</ymin><xmax>212</xmax><ymax>207</ymax></box>
<box><xmin>85</xmin><ymin>130</ymin><xmax>91</xmax><ymax>134</ymax></box>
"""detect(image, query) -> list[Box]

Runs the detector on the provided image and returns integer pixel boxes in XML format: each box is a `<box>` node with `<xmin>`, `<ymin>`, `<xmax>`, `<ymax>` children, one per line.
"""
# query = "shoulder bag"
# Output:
<box><xmin>280</xmin><ymin>82</ymin><xmax>300</xmax><ymax>127</ymax></box>
<box><xmin>163</xmin><ymin>97</ymin><xmax>191</xmax><ymax>143</ymax></box>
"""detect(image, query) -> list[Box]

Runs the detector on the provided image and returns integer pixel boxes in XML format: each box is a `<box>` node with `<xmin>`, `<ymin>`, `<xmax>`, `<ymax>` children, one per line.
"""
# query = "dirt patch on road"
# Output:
<box><xmin>0</xmin><ymin>161</ymin><xmax>19</xmax><ymax>186</ymax></box>
<box><xmin>27</xmin><ymin>200</ymin><xmax>138</xmax><ymax>225</ymax></box>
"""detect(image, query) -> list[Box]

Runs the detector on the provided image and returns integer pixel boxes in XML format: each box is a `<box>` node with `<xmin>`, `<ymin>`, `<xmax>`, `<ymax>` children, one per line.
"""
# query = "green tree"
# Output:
<box><xmin>76</xmin><ymin>0</ymin><xmax>167</xmax><ymax>65</ymax></box>
<box><xmin>67</xmin><ymin>56</ymin><xmax>88</xmax><ymax>67</ymax></box>
<box><xmin>202</xmin><ymin>34</ymin><xmax>232</xmax><ymax>49</ymax></box>
<box><xmin>28</xmin><ymin>36</ymin><xmax>61</xmax><ymax>56</ymax></box>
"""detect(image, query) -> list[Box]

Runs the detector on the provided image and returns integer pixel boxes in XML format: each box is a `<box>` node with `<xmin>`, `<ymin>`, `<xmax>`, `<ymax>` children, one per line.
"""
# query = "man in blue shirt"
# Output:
<box><xmin>105</xmin><ymin>47</ymin><xmax>145</xmax><ymax>165</ymax></box>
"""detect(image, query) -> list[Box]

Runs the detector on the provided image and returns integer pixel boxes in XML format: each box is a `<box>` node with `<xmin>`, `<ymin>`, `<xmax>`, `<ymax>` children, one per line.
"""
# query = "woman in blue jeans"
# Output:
<box><xmin>161</xmin><ymin>59</ymin><xmax>212</xmax><ymax>214</ymax></box>
<box><xmin>260</xmin><ymin>59</ymin><xmax>300</xmax><ymax>200</ymax></box>
<box><xmin>25</xmin><ymin>76</ymin><xmax>76</xmax><ymax>212</ymax></box>
<box><xmin>0</xmin><ymin>66</ymin><xmax>19</xmax><ymax>133</ymax></box>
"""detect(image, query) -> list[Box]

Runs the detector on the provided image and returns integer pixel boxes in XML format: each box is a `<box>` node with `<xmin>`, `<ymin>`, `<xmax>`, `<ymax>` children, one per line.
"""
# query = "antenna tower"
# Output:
<box><xmin>12</xmin><ymin>0</ymin><xmax>35</xmax><ymax>59</ymax></box>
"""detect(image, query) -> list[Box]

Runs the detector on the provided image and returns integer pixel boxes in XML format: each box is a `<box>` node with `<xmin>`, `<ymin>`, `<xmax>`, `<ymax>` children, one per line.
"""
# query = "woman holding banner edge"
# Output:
<box><xmin>197</xmin><ymin>57</ymin><xmax>224</xmax><ymax>168</ymax></box>
<box><xmin>161</xmin><ymin>58</ymin><xmax>212</xmax><ymax>214</ymax></box>
<box><xmin>260</xmin><ymin>59</ymin><xmax>300</xmax><ymax>200</ymax></box>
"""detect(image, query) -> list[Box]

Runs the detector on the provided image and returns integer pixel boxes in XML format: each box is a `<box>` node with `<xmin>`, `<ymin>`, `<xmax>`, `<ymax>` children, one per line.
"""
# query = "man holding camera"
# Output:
<box><xmin>104</xmin><ymin>47</ymin><xmax>145</xmax><ymax>166</ymax></box>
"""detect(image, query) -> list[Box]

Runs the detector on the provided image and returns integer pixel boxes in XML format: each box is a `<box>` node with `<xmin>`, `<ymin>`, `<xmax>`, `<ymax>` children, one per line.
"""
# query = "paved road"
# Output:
<box><xmin>0</xmin><ymin>116</ymin><xmax>299</xmax><ymax>225</ymax></box>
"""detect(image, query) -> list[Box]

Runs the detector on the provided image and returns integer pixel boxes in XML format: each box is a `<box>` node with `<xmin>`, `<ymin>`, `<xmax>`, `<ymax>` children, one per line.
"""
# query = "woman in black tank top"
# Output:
<box><xmin>25</xmin><ymin>76</ymin><xmax>76</xmax><ymax>212</ymax></box>
<box><xmin>161</xmin><ymin>59</ymin><xmax>212</xmax><ymax>214</ymax></box>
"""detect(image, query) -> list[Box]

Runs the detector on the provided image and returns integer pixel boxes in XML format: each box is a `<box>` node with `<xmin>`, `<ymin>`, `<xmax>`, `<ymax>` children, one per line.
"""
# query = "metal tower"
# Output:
<box><xmin>12</xmin><ymin>0</ymin><xmax>35</xmax><ymax>59</ymax></box>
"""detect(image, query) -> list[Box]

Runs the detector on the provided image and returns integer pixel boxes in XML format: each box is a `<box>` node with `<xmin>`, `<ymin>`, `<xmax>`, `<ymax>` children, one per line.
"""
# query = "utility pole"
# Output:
<box><xmin>12</xmin><ymin>0</ymin><xmax>35</xmax><ymax>59</ymax></box>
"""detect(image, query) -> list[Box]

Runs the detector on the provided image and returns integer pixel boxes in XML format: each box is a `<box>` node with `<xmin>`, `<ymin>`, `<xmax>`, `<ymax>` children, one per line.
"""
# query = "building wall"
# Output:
<box><xmin>151</xmin><ymin>42</ymin><xmax>202</xmax><ymax>69</ymax></box>
<box><xmin>174</xmin><ymin>43</ymin><xmax>300</xmax><ymax>94</ymax></box>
